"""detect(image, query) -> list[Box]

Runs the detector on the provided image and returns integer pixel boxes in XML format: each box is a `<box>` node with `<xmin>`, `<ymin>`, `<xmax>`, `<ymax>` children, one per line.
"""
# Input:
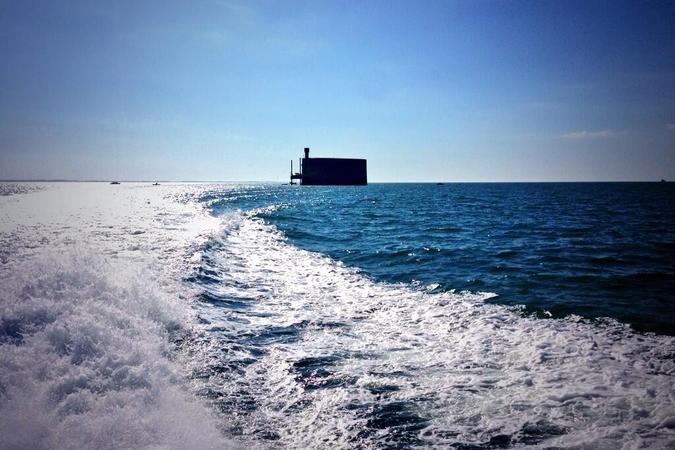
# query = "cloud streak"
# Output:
<box><xmin>560</xmin><ymin>130</ymin><xmax>617</xmax><ymax>140</ymax></box>
<box><xmin>666</xmin><ymin>123</ymin><xmax>675</xmax><ymax>130</ymax></box>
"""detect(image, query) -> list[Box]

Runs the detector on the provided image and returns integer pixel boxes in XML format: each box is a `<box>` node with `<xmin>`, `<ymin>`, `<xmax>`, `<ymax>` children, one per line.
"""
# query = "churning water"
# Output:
<box><xmin>1</xmin><ymin>182</ymin><xmax>673</xmax><ymax>449</ymax></box>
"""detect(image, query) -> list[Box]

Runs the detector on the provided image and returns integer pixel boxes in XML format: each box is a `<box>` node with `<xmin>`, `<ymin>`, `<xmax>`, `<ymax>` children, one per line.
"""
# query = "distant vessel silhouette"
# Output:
<box><xmin>290</xmin><ymin>147</ymin><xmax>367</xmax><ymax>185</ymax></box>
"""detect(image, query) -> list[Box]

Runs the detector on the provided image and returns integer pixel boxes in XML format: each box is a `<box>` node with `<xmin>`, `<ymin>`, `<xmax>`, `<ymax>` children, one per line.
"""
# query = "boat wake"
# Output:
<box><xmin>185</xmin><ymin>209</ymin><xmax>675</xmax><ymax>449</ymax></box>
<box><xmin>0</xmin><ymin>183</ymin><xmax>234</xmax><ymax>450</ymax></box>
<box><xmin>1</xmin><ymin>183</ymin><xmax>673</xmax><ymax>449</ymax></box>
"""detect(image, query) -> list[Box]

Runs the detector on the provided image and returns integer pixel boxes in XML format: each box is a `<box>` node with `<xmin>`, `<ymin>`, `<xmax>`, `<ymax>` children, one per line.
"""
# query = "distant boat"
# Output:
<box><xmin>436</xmin><ymin>182</ymin><xmax>445</xmax><ymax>185</ymax></box>
<box><xmin>110</xmin><ymin>181</ymin><xmax>120</xmax><ymax>185</ymax></box>
<box><xmin>661</xmin><ymin>179</ymin><xmax>667</xmax><ymax>183</ymax></box>
<box><xmin>152</xmin><ymin>182</ymin><xmax>160</xmax><ymax>186</ymax></box>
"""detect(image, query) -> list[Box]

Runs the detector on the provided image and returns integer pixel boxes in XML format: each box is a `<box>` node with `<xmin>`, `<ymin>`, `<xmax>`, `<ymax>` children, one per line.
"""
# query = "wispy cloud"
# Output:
<box><xmin>666</xmin><ymin>123</ymin><xmax>675</xmax><ymax>130</ymax></box>
<box><xmin>560</xmin><ymin>130</ymin><xmax>617</xmax><ymax>140</ymax></box>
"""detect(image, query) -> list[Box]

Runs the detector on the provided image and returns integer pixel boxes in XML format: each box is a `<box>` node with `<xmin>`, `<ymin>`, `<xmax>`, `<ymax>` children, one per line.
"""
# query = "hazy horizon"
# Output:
<box><xmin>1</xmin><ymin>1</ymin><xmax>674</xmax><ymax>182</ymax></box>
<box><xmin>0</xmin><ymin>179</ymin><xmax>672</xmax><ymax>183</ymax></box>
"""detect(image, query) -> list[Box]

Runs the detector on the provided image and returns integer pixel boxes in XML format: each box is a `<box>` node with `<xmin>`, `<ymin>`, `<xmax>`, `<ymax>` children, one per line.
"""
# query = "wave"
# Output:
<box><xmin>0</xmin><ymin>182</ymin><xmax>44</xmax><ymax>197</ymax></box>
<box><xmin>185</xmin><ymin>210</ymin><xmax>675</xmax><ymax>448</ymax></box>
<box><xmin>3</xmin><ymin>183</ymin><xmax>674</xmax><ymax>449</ymax></box>
<box><xmin>0</xmin><ymin>183</ymin><xmax>236</xmax><ymax>450</ymax></box>
<box><xmin>0</xmin><ymin>251</ymin><xmax>235</xmax><ymax>450</ymax></box>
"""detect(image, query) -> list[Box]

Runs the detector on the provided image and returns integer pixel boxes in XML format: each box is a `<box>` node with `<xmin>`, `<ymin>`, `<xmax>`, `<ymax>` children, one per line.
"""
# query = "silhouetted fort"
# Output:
<box><xmin>291</xmin><ymin>148</ymin><xmax>367</xmax><ymax>185</ymax></box>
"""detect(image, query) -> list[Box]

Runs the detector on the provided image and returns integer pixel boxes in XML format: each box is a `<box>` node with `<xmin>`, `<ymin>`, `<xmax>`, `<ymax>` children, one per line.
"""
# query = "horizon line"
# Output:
<box><xmin>0</xmin><ymin>179</ymin><xmax>670</xmax><ymax>184</ymax></box>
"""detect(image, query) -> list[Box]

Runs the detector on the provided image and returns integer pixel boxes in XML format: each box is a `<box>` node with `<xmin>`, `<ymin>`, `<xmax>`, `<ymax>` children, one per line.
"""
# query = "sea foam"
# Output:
<box><xmin>0</xmin><ymin>183</ymin><xmax>235</xmax><ymax>450</ymax></box>
<box><xmin>185</xmin><ymin>206</ymin><xmax>675</xmax><ymax>449</ymax></box>
<box><xmin>2</xmin><ymin>182</ymin><xmax>674</xmax><ymax>449</ymax></box>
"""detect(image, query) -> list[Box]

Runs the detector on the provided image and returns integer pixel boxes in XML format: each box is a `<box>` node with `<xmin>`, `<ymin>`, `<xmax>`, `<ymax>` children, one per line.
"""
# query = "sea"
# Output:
<box><xmin>0</xmin><ymin>181</ymin><xmax>673</xmax><ymax>449</ymax></box>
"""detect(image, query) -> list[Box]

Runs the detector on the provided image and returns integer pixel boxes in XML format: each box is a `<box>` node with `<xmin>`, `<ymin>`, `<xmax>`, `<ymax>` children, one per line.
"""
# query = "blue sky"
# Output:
<box><xmin>1</xmin><ymin>0</ymin><xmax>674</xmax><ymax>181</ymax></box>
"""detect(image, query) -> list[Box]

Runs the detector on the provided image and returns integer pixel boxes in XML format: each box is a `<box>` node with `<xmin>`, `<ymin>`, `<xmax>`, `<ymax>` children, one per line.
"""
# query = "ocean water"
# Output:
<box><xmin>255</xmin><ymin>183</ymin><xmax>675</xmax><ymax>335</ymax></box>
<box><xmin>1</xmin><ymin>182</ymin><xmax>674</xmax><ymax>449</ymax></box>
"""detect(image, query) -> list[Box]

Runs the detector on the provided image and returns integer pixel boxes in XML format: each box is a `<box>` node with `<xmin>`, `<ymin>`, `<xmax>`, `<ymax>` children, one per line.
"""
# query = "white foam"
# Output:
<box><xmin>187</xmin><ymin>211</ymin><xmax>675</xmax><ymax>449</ymax></box>
<box><xmin>3</xmin><ymin>183</ymin><xmax>674</xmax><ymax>449</ymax></box>
<box><xmin>0</xmin><ymin>183</ymin><xmax>236</xmax><ymax>450</ymax></box>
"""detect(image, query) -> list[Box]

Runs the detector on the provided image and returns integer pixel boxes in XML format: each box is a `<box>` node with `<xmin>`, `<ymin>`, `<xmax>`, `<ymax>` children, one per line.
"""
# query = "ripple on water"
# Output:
<box><xmin>183</xmin><ymin>208</ymin><xmax>675</xmax><ymax>449</ymax></box>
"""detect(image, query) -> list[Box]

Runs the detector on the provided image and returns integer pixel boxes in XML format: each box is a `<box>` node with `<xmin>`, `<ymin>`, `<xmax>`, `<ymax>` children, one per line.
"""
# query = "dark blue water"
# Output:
<box><xmin>216</xmin><ymin>182</ymin><xmax>675</xmax><ymax>335</ymax></box>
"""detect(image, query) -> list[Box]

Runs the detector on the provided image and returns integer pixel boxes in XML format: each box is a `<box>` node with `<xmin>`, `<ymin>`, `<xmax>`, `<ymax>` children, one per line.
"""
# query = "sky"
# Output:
<box><xmin>1</xmin><ymin>0</ymin><xmax>674</xmax><ymax>182</ymax></box>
